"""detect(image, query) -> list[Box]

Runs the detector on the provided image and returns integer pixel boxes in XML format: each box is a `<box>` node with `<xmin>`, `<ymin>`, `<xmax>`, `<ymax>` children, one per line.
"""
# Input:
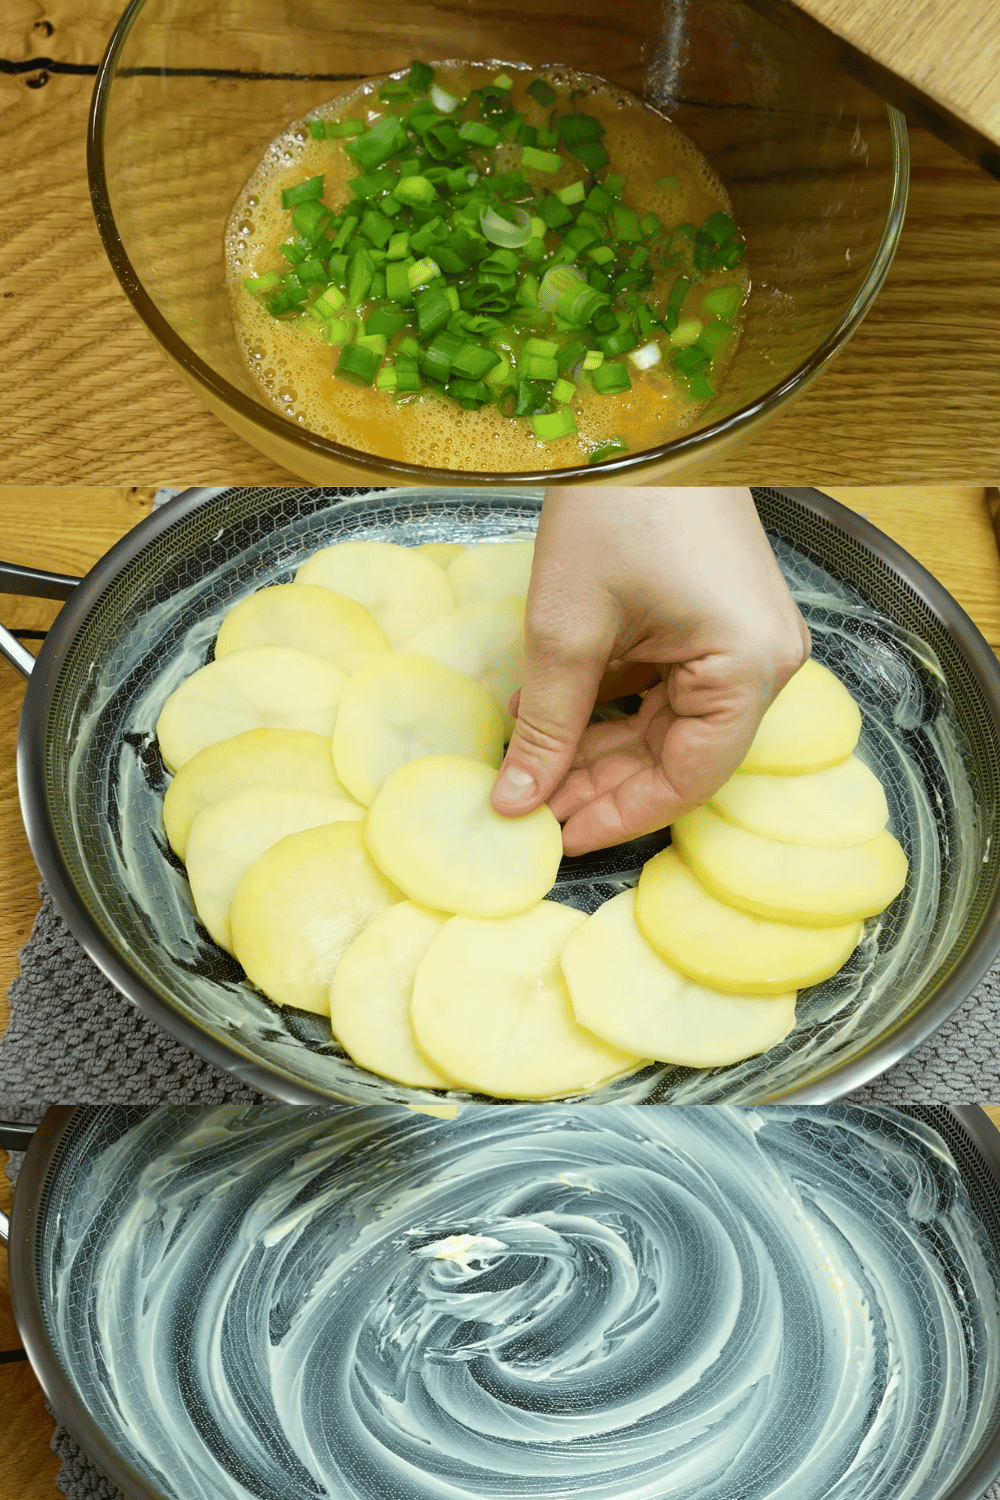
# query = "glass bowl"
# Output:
<box><xmin>88</xmin><ymin>0</ymin><xmax>909</xmax><ymax>484</ymax></box>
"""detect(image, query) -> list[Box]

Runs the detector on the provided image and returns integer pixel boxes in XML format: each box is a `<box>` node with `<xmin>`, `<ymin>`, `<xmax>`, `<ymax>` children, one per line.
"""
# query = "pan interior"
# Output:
<box><xmin>39</xmin><ymin>486</ymin><xmax>1000</xmax><ymax>1103</ymax></box>
<box><xmin>31</xmin><ymin>1104</ymin><xmax>1000</xmax><ymax>1500</ymax></box>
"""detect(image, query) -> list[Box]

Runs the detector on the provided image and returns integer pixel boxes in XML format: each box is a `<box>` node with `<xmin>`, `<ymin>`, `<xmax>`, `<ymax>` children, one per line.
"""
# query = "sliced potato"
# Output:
<box><xmin>739</xmin><ymin>658</ymin><xmax>862</xmax><ymax>773</ymax></box>
<box><xmin>330</xmin><ymin>901</ymin><xmax>456</xmax><ymax>1088</ymax></box>
<box><xmin>365</xmin><ymin>755</ymin><xmax>563</xmax><ymax>917</ymax></box>
<box><xmin>447</xmin><ymin>541</ymin><xmax>534</xmax><ymax>605</ymax></box>
<box><xmin>163</xmin><ymin>729</ymin><xmax>355</xmax><ymax>860</ymax></box>
<box><xmin>404</xmin><ymin>596</ymin><xmax>525</xmax><ymax>738</ymax></box>
<box><xmin>186</xmin><ymin>785</ymin><xmax>364</xmax><ymax>952</ymax></box>
<box><xmin>229</xmin><ymin>822</ymin><xmax>403</xmax><ymax>1014</ymax></box>
<box><xmin>214</xmin><ymin>583</ymin><xmax>388</xmax><ymax>672</ymax></box>
<box><xmin>296</xmin><ymin>540</ymin><xmax>454</xmax><ymax>647</ymax></box>
<box><xmin>711</xmin><ymin>754</ymin><xmax>889</xmax><ymax>846</ymax></box>
<box><xmin>417</xmin><ymin>542</ymin><xmax>466</xmax><ymax>568</ymax></box>
<box><xmin>562</xmin><ymin>889</ymin><xmax>797</xmax><ymax>1065</ymax></box>
<box><xmin>672</xmin><ymin>805</ymin><xmax>909</xmax><ymax>927</ymax></box>
<box><xmin>410</xmin><ymin>902</ymin><xmax>642</xmax><ymax>1098</ymax></box>
<box><xmin>635</xmin><ymin>848</ymin><xmax>862</xmax><ymax>994</ymax></box>
<box><xmin>333</xmin><ymin>654</ymin><xmax>505</xmax><ymax>806</ymax></box>
<box><xmin>156</xmin><ymin>646</ymin><xmax>345</xmax><ymax>773</ymax></box>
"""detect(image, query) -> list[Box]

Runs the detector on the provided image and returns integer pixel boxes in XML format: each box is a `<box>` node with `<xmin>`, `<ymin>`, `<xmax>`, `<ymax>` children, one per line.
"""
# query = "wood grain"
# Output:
<box><xmin>1</xmin><ymin>9</ymin><xmax>999</xmax><ymax>484</ymax></box>
<box><xmin>750</xmin><ymin>0</ymin><xmax>1000</xmax><ymax>171</ymax></box>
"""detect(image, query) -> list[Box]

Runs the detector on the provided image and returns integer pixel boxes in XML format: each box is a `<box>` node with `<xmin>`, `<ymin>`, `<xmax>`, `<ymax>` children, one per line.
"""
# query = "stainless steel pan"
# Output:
<box><xmin>5</xmin><ymin>1105</ymin><xmax>1000</xmax><ymax>1500</ymax></box>
<box><xmin>2</xmin><ymin>486</ymin><xmax>999</xmax><ymax>1103</ymax></box>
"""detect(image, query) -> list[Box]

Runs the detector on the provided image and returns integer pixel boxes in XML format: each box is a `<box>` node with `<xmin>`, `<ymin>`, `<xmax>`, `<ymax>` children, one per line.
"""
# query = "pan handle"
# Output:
<box><xmin>0</xmin><ymin>561</ymin><xmax>82</xmax><ymax>680</ymax></box>
<box><xmin>0</xmin><ymin>1120</ymin><xmax>38</xmax><ymax>1245</ymax></box>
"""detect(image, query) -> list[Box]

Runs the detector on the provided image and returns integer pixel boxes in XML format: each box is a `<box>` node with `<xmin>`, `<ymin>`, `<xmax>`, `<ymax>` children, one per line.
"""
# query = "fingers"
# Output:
<box><xmin>492</xmin><ymin>639</ymin><xmax>609</xmax><ymax>815</ymax></box>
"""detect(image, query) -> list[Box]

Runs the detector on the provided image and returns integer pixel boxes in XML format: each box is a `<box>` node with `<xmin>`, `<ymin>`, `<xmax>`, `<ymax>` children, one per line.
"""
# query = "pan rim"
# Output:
<box><xmin>13</xmin><ymin>485</ymin><xmax>1000</xmax><ymax>1104</ymax></box>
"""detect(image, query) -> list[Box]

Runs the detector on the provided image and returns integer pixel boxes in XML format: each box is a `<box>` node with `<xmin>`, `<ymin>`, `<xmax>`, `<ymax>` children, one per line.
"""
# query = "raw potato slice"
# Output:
<box><xmin>562</xmin><ymin>890</ymin><xmax>797</xmax><ymax>1065</ymax></box>
<box><xmin>672</xmin><ymin>805</ymin><xmax>909</xmax><ymax>927</ymax></box>
<box><xmin>739</xmin><ymin>658</ymin><xmax>862</xmax><ymax>773</ymax></box>
<box><xmin>447</xmin><ymin>541</ymin><xmax>535</xmax><ymax>604</ymax></box>
<box><xmin>333</xmin><ymin>654</ymin><xmax>505</xmax><ymax>806</ymax></box>
<box><xmin>710</xmin><ymin>755</ymin><xmax>889</xmax><ymax>847</ymax></box>
<box><xmin>330</xmin><ymin>902</ymin><xmax>456</xmax><ymax>1088</ymax></box>
<box><xmin>229</xmin><ymin>822</ymin><xmax>403</xmax><ymax>1014</ymax></box>
<box><xmin>156</xmin><ymin>646</ymin><xmax>346</xmax><ymax>772</ymax></box>
<box><xmin>163</xmin><ymin>729</ymin><xmax>355</xmax><ymax>860</ymax></box>
<box><xmin>417</xmin><ymin>542</ymin><xmax>466</xmax><ymax>568</ymax></box>
<box><xmin>405</xmin><ymin>596</ymin><xmax>525</xmax><ymax>738</ymax></box>
<box><xmin>214</xmin><ymin>583</ymin><xmax>389</xmax><ymax>672</ymax></box>
<box><xmin>365</xmin><ymin>755</ymin><xmax>563</xmax><ymax>917</ymax></box>
<box><xmin>186</xmin><ymin>785</ymin><xmax>364</xmax><ymax>952</ymax></box>
<box><xmin>635</xmin><ymin>848</ymin><xmax>862</xmax><ymax>995</ymax></box>
<box><xmin>296</xmin><ymin>540</ymin><xmax>454</xmax><ymax>647</ymax></box>
<box><xmin>410</xmin><ymin>902</ymin><xmax>642</xmax><ymax>1098</ymax></box>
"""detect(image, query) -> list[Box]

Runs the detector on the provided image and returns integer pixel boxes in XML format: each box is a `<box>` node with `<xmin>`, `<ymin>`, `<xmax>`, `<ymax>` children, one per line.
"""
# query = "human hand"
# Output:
<box><xmin>490</xmin><ymin>487</ymin><xmax>811</xmax><ymax>855</ymax></box>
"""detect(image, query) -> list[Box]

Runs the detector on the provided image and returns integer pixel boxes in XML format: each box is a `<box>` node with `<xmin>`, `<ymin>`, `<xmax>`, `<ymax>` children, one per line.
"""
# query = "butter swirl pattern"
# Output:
<box><xmin>44</xmin><ymin>1106</ymin><xmax>1000</xmax><ymax>1500</ymax></box>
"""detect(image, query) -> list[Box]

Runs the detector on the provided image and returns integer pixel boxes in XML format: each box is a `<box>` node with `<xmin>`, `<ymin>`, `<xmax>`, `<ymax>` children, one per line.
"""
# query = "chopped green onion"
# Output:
<box><xmin>588</xmin><ymin>438</ymin><xmax>629</xmax><ymax>463</ymax></box>
<box><xmin>408</xmin><ymin>256</ymin><xmax>442</xmax><ymax>289</ymax></box>
<box><xmin>569</xmin><ymin>139</ymin><xmax>610</xmax><ymax>171</ymax></box>
<box><xmin>281</xmin><ymin>175</ymin><xmax>325</xmax><ymax>209</ymax></box>
<box><xmin>523</xmin><ymin>354</ymin><xmax>559</xmax><ymax>380</ymax></box>
<box><xmin>366</xmin><ymin>303</ymin><xmax>410</xmax><ymax>338</ymax></box>
<box><xmin>460</xmin><ymin>120</ymin><xmax>501</xmax><ymax>148</ymax></box>
<box><xmin>243</xmin><ymin>270</ymin><xmax>281</xmax><ymax>295</ymax></box>
<box><xmin>409</xmin><ymin>60</ymin><xmax>434</xmax><ymax>93</ymax></box>
<box><xmin>376</xmin><ymin>367</ymin><xmax>399</xmax><ymax>390</ymax></box>
<box><xmin>582</xmin><ymin>350</ymin><xmax>605</xmax><ymax>369</ymax></box>
<box><xmin>520</xmin><ymin>146</ymin><xmax>563</xmax><ymax>174</ymax></box>
<box><xmin>670</xmin><ymin>318</ymin><xmax>703</xmax><ymax>348</ymax></box>
<box><xmin>591</xmin><ymin>361</ymin><xmax>632</xmax><ymax>394</ymax></box>
<box><xmin>479</xmin><ymin>204</ymin><xmax>533</xmax><ymax>248</ymax></box>
<box><xmin>552</xmin><ymin>378</ymin><xmax>576</xmax><ymax>404</ymax></box>
<box><xmin>611</xmin><ymin>204</ymin><xmax>641</xmax><ymax>242</ymax></box>
<box><xmin>538</xmin><ymin>264</ymin><xmax>586</xmax><ymax>313</ymax></box>
<box><xmin>431</xmin><ymin>83</ymin><xmax>459</xmax><ymax>113</ymax></box>
<box><xmin>602</xmin><ymin>174</ymin><xmax>626</xmax><ymax>198</ymax></box>
<box><xmin>629</xmin><ymin>341</ymin><xmax>662</xmax><ymax>370</ymax></box>
<box><xmin>346</xmin><ymin>114</ymin><xmax>410</xmax><ymax>170</ymax></box>
<box><xmin>395</xmin><ymin>176</ymin><xmax>438</xmax><ymax>206</ymax></box>
<box><xmin>557</xmin><ymin>181</ymin><xmax>586</xmax><ymax>205</ymax></box>
<box><xmin>527</xmin><ymin>78</ymin><xmax>557</xmax><ymax>106</ymax></box>
<box><xmin>335</xmin><ymin>342</ymin><xmax>383</xmax><ymax>385</ymax></box>
<box><xmin>687</xmin><ymin>371</ymin><xmax>716</xmax><ymax>399</ymax></box>
<box><xmin>702</xmin><ymin>285</ymin><xmax>745</xmax><ymax>319</ymax></box>
<box><xmin>532</xmin><ymin>408</ymin><xmax>578</xmax><ymax>441</ymax></box>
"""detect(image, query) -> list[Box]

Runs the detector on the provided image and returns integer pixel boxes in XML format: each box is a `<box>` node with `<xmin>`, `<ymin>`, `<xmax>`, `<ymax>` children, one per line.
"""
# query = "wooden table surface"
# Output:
<box><xmin>757</xmin><ymin>0</ymin><xmax>1000</xmax><ymax>171</ymax></box>
<box><xmin>1</xmin><ymin>3</ymin><xmax>999</xmax><ymax>486</ymax></box>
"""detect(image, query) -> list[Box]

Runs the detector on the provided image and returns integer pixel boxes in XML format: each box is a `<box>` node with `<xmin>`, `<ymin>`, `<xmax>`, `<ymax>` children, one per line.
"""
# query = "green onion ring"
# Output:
<box><xmin>479</xmin><ymin>204</ymin><xmax>533</xmax><ymax>249</ymax></box>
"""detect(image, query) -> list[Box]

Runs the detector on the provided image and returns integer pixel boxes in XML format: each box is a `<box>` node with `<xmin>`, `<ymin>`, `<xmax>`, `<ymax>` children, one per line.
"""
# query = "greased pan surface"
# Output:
<box><xmin>16</xmin><ymin>486</ymin><xmax>1000</xmax><ymax>1102</ymax></box>
<box><xmin>10</xmin><ymin>1105</ymin><xmax>1000</xmax><ymax>1500</ymax></box>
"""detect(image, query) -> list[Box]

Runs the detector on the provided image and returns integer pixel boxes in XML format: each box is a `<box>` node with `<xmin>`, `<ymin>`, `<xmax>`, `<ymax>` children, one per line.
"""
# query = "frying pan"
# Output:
<box><xmin>4</xmin><ymin>1105</ymin><xmax>1000</xmax><ymax>1500</ymax></box>
<box><xmin>2</xmin><ymin>486</ymin><xmax>1000</xmax><ymax>1104</ymax></box>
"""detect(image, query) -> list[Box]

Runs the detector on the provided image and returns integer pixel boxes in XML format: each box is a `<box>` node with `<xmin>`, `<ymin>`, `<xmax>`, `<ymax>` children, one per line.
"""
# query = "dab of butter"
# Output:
<box><xmin>415</xmin><ymin>1233</ymin><xmax>507</xmax><ymax>1271</ymax></box>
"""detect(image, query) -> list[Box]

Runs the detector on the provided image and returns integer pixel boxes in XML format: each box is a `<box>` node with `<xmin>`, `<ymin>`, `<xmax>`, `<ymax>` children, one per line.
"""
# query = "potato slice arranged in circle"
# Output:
<box><xmin>163</xmin><ymin>729</ymin><xmax>355</xmax><ymax>860</ymax></box>
<box><xmin>711</xmin><ymin>754</ymin><xmax>889</xmax><ymax>847</ymax></box>
<box><xmin>410</xmin><ymin>902</ymin><xmax>641</xmax><ymax>1098</ymax></box>
<box><xmin>672</xmin><ymin>805</ymin><xmax>909</xmax><ymax>927</ymax></box>
<box><xmin>330</xmin><ymin>901</ymin><xmax>456</xmax><ymax>1089</ymax></box>
<box><xmin>214</xmin><ymin>583</ymin><xmax>389</xmax><ymax>673</ymax></box>
<box><xmin>405</xmin><ymin>596</ymin><xmax>525</xmax><ymax>738</ymax></box>
<box><xmin>417</xmin><ymin>542</ymin><xmax>466</xmax><ymax>568</ymax></box>
<box><xmin>333</xmin><ymin>654</ymin><xmax>505</xmax><ymax>806</ymax></box>
<box><xmin>366</xmin><ymin>755</ymin><xmax>563</xmax><ymax>917</ymax></box>
<box><xmin>635</xmin><ymin>848</ymin><xmax>862</xmax><ymax>994</ymax></box>
<box><xmin>186</xmin><ymin>785</ymin><xmax>364</xmax><ymax>952</ymax></box>
<box><xmin>229</xmin><ymin>822</ymin><xmax>403</xmax><ymax>1014</ymax></box>
<box><xmin>156</xmin><ymin>646</ymin><xmax>346</xmax><ymax>772</ymax></box>
<box><xmin>739</xmin><ymin>658</ymin><xmax>862</xmax><ymax>774</ymax></box>
<box><xmin>562</xmin><ymin>890</ymin><xmax>797</xmax><ymax>1066</ymax></box>
<box><xmin>296</xmin><ymin>540</ymin><xmax>454</xmax><ymax>648</ymax></box>
<box><xmin>447</xmin><ymin>540</ymin><xmax>535</xmax><ymax>604</ymax></box>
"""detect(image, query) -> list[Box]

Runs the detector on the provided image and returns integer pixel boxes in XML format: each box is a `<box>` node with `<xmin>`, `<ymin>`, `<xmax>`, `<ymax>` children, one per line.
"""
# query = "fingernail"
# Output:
<box><xmin>494</xmin><ymin>765</ymin><xmax>537</xmax><ymax>800</ymax></box>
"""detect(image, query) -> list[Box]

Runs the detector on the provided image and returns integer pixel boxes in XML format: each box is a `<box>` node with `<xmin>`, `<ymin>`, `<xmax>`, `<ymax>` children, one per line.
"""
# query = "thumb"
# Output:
<box><xmin>491</xmin><ymin>638</ymin><xmax>608</xmax><ymax>817</ymax></box>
